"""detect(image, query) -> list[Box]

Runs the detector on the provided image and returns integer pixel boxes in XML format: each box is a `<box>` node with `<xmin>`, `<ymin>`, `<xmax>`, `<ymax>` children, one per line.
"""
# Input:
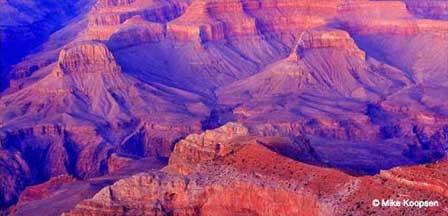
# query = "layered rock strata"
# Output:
<box><xmin>64</xmin><ymin>123</ymin><xmax>448</xmax><ymax>216</ymax></box>
<box><xmin>56</xmin><ymin>41</ymin><xmax>122</xmax><ymax>75</ymax></box>
<box><xmin>0</xmin><ymin>40</ymin><xmax>205</xmax><ymax>209</ymax></box>
<box><xmin>2</xmin><ymin>0</ymin><xmax>448</xmax><ymax>212</ymax></box>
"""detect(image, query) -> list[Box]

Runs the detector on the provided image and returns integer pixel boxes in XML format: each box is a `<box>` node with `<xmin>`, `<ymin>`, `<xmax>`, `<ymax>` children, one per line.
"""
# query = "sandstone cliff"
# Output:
<box><xmin>0</xmin><ymin>40</ymin><xmax>206</xmax><ymax>209</ymax></box>
<box><xmin>63</xmin><ymin>123</ymin><xmax>448</xmax><ymax>216</ymax></box>
<box><xmin>63</xmin><ymin>123</ymin><xmax>331</xmax><ymax>215</ymax></box>
<box><xmin>2</xmin><ymin>0</ymin><xmax>448</xmax><ymax>213</ymax></box>
<box><xmin>56</xmin><ymin>41</ymin><xmax>122</xmax><ymax>75</ymax></box>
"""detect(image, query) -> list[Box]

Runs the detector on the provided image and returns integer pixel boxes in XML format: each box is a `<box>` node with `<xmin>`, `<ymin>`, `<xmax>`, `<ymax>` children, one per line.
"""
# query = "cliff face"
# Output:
<box><xmin>0</xmin><ymin>40</ymin><xmax>205</xmax><ymax>209</ymax></box>
<box><xmin>292</xmin><ymin>28</ymin><xmax>366</xmax><ymax>60</ymax></box>
<box><xmin>85</xmin><ymin>0</ymin><xmax>189</xmax><ymax>40</ymax></box>
<box><xmin>217</xmin><ymin>27</ymin><xmax>407</xmax><ymax>135</ymax></box>
<box><xmin>168</xmin><ymin>122</ymin><xmax>249</xmax><ymax>173</ymax></box>
<box><xmin>169</xmin><ymin>123</ymin><xmax>321</xmax><ymax>174</ymax></box>
<box><xmin>63</xmin><ymin>123</ymin><xmax>448</xmax><ymax>216</ymax></box>
<box><xmin>2</xmin><ymin>0</ymin><xmax>448</xmax><ymax>213</ymax></box>
<box><xmin>107</xmin><ymin>16</ymin><xmax>165</xmax><ymax>48</ymax></box>
<box><xmin>56</xmin><ymin>41</ymin><xmax>122</xmax><ymax>75</ymax></box>
<box><xmin>167</xmin><ymin>0</ymin><xmax>257</xmax><ymax>42</ymax></box>
<box><xmin>63</xmin><ymin>123</ymin><xmax>331</xmax><ymax>216</ymax></box>
<box><xmin>64</xmin><ymin>172</ymin><xmax>328</xmax><ymax>216</ymax></box>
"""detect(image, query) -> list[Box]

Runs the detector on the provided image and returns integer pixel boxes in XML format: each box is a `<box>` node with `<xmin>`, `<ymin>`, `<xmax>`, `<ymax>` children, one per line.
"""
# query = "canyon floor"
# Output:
<box><xmin>1</xmin><ymin>0</ymin><xmax>448</xmax><ymax>215</ymax></box>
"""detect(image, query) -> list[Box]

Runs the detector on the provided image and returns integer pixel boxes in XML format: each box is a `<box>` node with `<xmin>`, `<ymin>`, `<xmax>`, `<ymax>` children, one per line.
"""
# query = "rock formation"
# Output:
<box><xmin>63</xmin><ymin>123</ymin><xmax>448</xmax><ymax>216</ymax></box>
<box><xmin>56</xmin><ymin>41</ymin><xmax>122</xmax><ymax>75</ymax></box>
<box><xmin>168</xmin><ymin>122</ymin><xmax>249</xmax><ymax>173</ymax></box>
<box><xmin>0</xmin><ymin>40</ymin><xmax>205</xmax><ymax>209</ymax></box>
<box><xmin>403</xmin><ymin>0</ymin><xmax>448</xmax><ymax>20</ymax></box>
<box><xmin>107</xmin><ymin>16</ymin><xmax>166</xmax><ymax>48</ymax></box>
<box><xmin>167</xmin><ymin>0</ymin><xmax>258</xmax><ymax>42</ymax></box>
<box><xmin>292</xmin><ymin>27</ymin><xmax>366</xmax><ymax>59</ymax></box>
<box><xmin>219</xmin><ymin>27</ymin><xmax>407</xmax><ymax>104</ymax></box>
<box><xmin>85</xmin><ymin>0</ymin><xmax>189</xmax><ymax>40</ymax></box>
<box><xmin>1</xmin><ymin>0</ymin><xmax>448</xmax><ymax>214</ymax></box>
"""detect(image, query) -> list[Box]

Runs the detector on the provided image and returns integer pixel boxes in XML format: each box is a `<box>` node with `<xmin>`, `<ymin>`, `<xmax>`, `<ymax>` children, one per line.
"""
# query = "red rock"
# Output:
<box><xmin>338</xmin><ymin>1</ymin><xmax>448</xmax><ymax>35</ymax></box>
<box><xmin>63</xmin><ymin>124</ymin><xmax>448</xmax><ymax>215</ymax></box>
<box><xmin>291</xmin><ymin>27</ymin><xmax>365</xmax><ymax>60</ymax></box>
<box><xmin>0</xmin><ymin>39</ymin><xmax>206</xmax><ymax>212</ymax></box>
<box><xmin>55</xmin><ymin>41</ymin><xmax>121</xmax><ymax>75</ymax></box>
<box><xmin>106</xmin><ymin>153</ymin><xmax>135</xmax><ymax>173</ymax></box>
<box><xmin>167</xmin><ymin>0</ymin><xmax>256</xmax><ymax>42</ymax></box>
<box><xmin>62</xmin><ymin>123</ymin><xmax>334</xmax><ymax>215</ymax></box>
<box><xmin>107</xmin><ymin>16</ymin><xmax>166</xmax><ymax>48</ymax></box>
<box><xmin>168</xmin><ymin>122</ymin><xmax>249</xmax><ymax>173</ymax></box>
<box><xmin>85</xmin><ymin>0</ymin><xmax>189</xmax><ymax>40</ymax></box>
<box><xmin>16</xmin><ymin>175</ymin><xmax>76</xmax><ymax>204</ymax></box>
<box><xmin>2</xmin><ymin>0</ymin><xmax>448</xmax><ymax>213</ymax></box>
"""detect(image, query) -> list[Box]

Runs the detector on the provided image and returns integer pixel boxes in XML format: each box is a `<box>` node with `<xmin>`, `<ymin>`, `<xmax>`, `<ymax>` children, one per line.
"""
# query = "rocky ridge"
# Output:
<box><xmin>63</xmin><ymin>123</ymin><xmax>448</xmax><ymax>216</ymax></box>
<box><xmin>56</xmin><ymin>41</ymin><xmax>122</xmax><ymax>75</ymax></box>
<box><xmin>1</xmin><ymin>0</ymin><xmax>448</xmax><ymax>213</ymax></box>
<box><xmin>0</xmin><ymin>40</ymin><xmax>205</xmax><ymax>208</ymax></box>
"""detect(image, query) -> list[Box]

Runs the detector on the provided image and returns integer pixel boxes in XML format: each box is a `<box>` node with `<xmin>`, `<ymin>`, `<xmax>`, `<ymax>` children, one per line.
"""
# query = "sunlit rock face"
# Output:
<box><xmin>56</xmin><ymin>41</ymin><xmax>122</xmax><ymax>75</ymax></box>
<box><xmin>1</xmin><ymin>0</ymin><xmax>448</xmax><ymax>214</ymax></box>
<box><xmin>63</xmin><ymin>124</ymin><xmax>330</xmax><ymax>216</ymax></box>
<box><xmin>63</xmin><ymin>124</ymin><xmax>448</xmax><ymax>216</ymax></box>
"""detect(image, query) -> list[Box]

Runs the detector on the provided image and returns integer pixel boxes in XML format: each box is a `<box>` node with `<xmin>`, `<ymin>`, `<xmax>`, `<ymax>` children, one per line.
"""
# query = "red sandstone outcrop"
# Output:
<box><xmin>167</xmin><ymin>0</ymin><xmax>257</xmax><ymax>42</ymax></box>
<box><xmin>16</xmin><ymin>175</ymin><xmax>76</xmax><ymax>204</ymax></box>
<box><xmin>64</xmin><ymin>171</ymin><xmax>329</xmax><ymax>216</ymax></box>
<box><xmin>168</xmin><ymin>122</ymin><xmax>249</xmax><ymax>173</ymax></box>
<box><xmin>341</xmin><ymin>17</ymin><xmax>448</xmax><ymax>35</ymax></box>
<box><xmin>63</xmin><ymin>124</ymin><xmax>332</xmax><ymax>215</ymax></box>
<box><xmin>64</xmin><ymin>124</ymin><xmax>448</xmax><ymax>215</ymax></box>
<box><xmin>107</xmin><ymin>153</ymin><xmax>136</xmax><ymax>173</ymax></box>
<box><xmin>166</xmin><ymin>0</ymin><xmax>336</xmax><ymax>43</ymax></box>
<box><xmin>107</xmin><ymin>16</ymin><xmax>166</xmax><ymax>48</ymax></box>
<box><xmin>168</xmin><ymin>122</ymin><xmax>320</xmax><ymax>174</ymax></box>
<box><xmin>0</xmin><ymin>40</ymin><xmax>206</xmax><ymax>212</ymax></box>
<box><xmin>339</xmin><ymin>1</ymin><xmax>411</xmax><ymax>19</ymax></box>
<box><xmin>89</xmin><ymin>0</ymin><xmax>188</xmax><ymax>25</ymax></box>
<box><xmin>85</xmin><ymin>0</ymin><xmax>189</xmax><ymax>40</ymax></box>
<box><xmin>2</xmin><ymin>0</ymin><xmax>448</xmax><ymax>213</ymax></box>
<box><xmin>337</xmin><ymin>1</ymin><xmax>448</xmax><ymax>35</ymax></box>
<box><xmin>6</xmin><ymin>157</ymin><xmax>167</xmax><ymax>216</ymax></box>
<box><xmin>291</xmin><ymin>27</ymin><xmax>365</xmax><ymax>60</ymax></box>
<box><xmin>245</xmin><ymin>0</ymin><xmax>339</xmax><ymax>37</ymax></box>
<box><xmin>55</xmin><ymin>41</ymin><xmax>121</xmax><ymax>75</ymax></box>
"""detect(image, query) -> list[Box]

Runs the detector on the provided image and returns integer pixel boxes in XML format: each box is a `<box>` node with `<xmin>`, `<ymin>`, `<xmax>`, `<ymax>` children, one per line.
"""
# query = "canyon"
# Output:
<box><xmin>1</xmin><ymin>0</ymin><xmax>447</xmax><ymax>215</ymax></box>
